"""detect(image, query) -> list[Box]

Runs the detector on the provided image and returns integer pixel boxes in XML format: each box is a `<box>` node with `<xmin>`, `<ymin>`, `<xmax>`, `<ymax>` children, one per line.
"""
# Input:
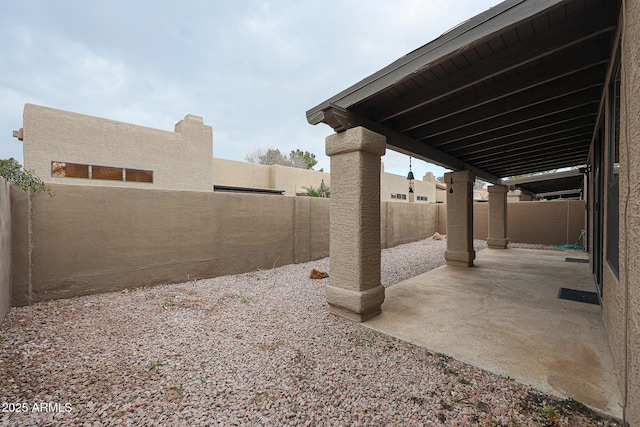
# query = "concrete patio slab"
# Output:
<box><xmin>364</xmin><ymin>248</ymin><xmax>623</xmax><ymax>419</ymax></box>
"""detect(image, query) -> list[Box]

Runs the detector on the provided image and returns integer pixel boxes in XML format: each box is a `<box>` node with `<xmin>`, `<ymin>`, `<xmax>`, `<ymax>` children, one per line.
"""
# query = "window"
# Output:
<box><xmin>606</xmin><ymin>49</ymin><xmax>620</xmax><ymax>278</ymax></box>
<box><xmin>417</xmin><ymin>196</ymin><xmax>428</xmax><ymax>202</ymax></box>
<box><xmin>125</xmin><ymin>168</ymin><xmax>153</xmax><ymax>183</ymax></box>
<box><xmin>391</xmin><ymin>193</ymin><xmax>407</xmax><ymax>200</ymax></box>
<box><xmin>93</xmin><ymin>165</ymin><xmax>124</xmax><ymax>181</ymax></box>
<box><xmin>51</xmin><ymin>161</ymin><xmax>153</xmax><ymax>184</ymax></box>
<box><xmin>51</xmin><ymin>162</ymin><xmax>89</xmax><ymax>178</ymax></box>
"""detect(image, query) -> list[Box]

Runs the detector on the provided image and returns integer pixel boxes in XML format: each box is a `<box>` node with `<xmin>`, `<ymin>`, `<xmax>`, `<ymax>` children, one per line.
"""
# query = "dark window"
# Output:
<box><xmin>93</xmin><ymin>165</ymin><xmax>124</xmax><ymax>181</ymax></box>
<box><xmin>125</xmin><ymin>168</ymin><xmax>153</xmax><ymax>183</ymax></box>
<box><xmin>606</xmin><ymin>51</ymin><xmax>620</xmax><ymax>279</ymax></box>
<box><xmin>51</xmin><ymin>162</ymin><xmax>89</xmax><ymax>178</ymax></box>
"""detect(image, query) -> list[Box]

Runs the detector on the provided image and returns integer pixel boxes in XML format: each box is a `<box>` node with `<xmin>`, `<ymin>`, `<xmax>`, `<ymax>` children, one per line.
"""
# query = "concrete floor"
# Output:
<box><xmin>364</xmin><ymin>248</ymin><xmax>623</xmax><ymax>419</ymax></box>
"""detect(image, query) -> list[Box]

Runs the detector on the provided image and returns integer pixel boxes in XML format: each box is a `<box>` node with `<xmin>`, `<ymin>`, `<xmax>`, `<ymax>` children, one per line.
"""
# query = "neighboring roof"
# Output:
<box><xmin>502</xmin><ymin>169</ymin><xmax>584</xmax><ymax>198</ymax></box>
<box><xmin>307</xmin><ymin>0</ymin><xmax>620</xmax><ymax>184</ymax></box>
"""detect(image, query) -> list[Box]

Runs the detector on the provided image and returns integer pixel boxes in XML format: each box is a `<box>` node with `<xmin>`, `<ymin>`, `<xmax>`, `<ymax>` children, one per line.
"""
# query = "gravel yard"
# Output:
<box><xmin>0</xmin><ymin>238</ymin><xmax>619</xmax><ymax>426</ymax></box>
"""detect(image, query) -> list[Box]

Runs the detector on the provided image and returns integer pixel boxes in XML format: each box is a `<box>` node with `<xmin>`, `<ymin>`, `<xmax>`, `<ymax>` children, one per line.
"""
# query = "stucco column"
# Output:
<box><xmin>444</xmin><ymin>170</ymin><xmax>476</xmax><ymax>267</ymax></box>
<box><xmin>325</xmin><ymin>127</ymin><xmax>386</xmax><ymax>322</ymax></box>
<box><xmin>487</xmin><ymin>185</ymin><xmax>509</xmax><ymax>249</ymax></box>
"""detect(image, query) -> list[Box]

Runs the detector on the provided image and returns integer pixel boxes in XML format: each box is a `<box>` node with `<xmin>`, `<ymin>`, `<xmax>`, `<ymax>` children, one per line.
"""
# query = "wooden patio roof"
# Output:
<box><xmin>306</xmin><ymin>0</ymin><xmax>620</xmax><ymax>184</ymax></box>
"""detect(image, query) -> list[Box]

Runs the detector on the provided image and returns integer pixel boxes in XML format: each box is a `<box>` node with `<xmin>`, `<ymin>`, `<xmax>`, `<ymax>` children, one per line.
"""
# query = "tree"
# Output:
<box><xmin>289</xmin><ymin>149</ymin><xmax>317</xmax><ymax>170</ymax></box>
<box><xmin>245</xmin><ymin>148</ymin><xmax>318</xmax><ymax>170</ymax></box>
<box><xmin>0</xmin><ymin>158</ymin><xmax>53</xmax><ymax>196</ymax></box>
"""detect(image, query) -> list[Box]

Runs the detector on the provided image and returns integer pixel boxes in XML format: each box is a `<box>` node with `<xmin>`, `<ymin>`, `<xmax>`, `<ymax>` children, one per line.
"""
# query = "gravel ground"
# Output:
<box><xmin>0</xmin><ymin>238</ymin><xmax>618</xmax><ymax>426</ymax></box>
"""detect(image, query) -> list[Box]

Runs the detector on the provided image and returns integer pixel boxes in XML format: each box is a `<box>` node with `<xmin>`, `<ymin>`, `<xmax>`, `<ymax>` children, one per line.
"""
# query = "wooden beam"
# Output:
<box><xmin>397</xmin><ymin>65</ymin><xmax>606</xmax><ymax>135</ymax></box>
<box><xmin>423</xmin><ymin>105</ymin><xmax>597</xmax><ymax>149</ymax></box>
<box><xmin>322</xmin><ymin>106</ymin><xmax>502</xmax><ymax>184</ymax></box>
<box><xmin>443</xmin><ymin>117</ymin><xmax>595</xmax><ymax>154</ymax></box>
<box><xmin>406</xmin><ymin>88</ymin><xmax>601</xmax><ymax>140</ymax></box>
<box><xmin>371</xmin><ymin>9</ymin><xmax>616</xmax><ymax>122</ymax></box>
<box><xmin>306</xmin><ymin>0</ymin><xmax>568</xmax><ymax>125</ymax></box>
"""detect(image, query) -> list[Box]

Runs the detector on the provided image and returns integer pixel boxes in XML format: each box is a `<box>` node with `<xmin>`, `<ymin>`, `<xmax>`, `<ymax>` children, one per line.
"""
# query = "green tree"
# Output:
<box><xmin>289</xmin><ymin>149</ymin><xmax>317</xmax><ymax>170</ymax></box>
<box><xmin>0</xmin><ymin>158</ymin><xmax>53</xmax><ymax>196</ymax></box>
<box><xmin>245</xmin><ymin>148</ymin><xmax>319</xmax><ymax>170</ymax></box>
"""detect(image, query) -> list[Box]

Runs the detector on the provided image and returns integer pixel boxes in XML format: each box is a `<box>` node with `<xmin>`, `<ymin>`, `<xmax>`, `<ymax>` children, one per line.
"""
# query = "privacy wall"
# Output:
<box><xmin>438</xmin><ymin>201</ymin><xmax>585</xmax><ymax>246</ymax></box>
<box><xmin>9</xmin><ymin>184</ymin><xmax>585</xmax><ymax>307</ymax></box>
<box><xmin>10</xmin><ymin>184</ymin><xmax>330</xmax><ymax>305</ymax></box>
<box><xmin>0</xmin><ymin>177</ymin><xmax>11</xmax><ymax>322</ymax></box>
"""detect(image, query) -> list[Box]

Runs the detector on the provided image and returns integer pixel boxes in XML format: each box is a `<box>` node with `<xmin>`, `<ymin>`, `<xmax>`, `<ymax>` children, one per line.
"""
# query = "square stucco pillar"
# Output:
<box><xmin>487</xmin><ymin>185</ymin><xmax>509</xmax><ymax>249</ymax></box>
<box><xmin>325</xmin><ymin>127</ymin><xmax>386</xmax><ymax>322</ymax></box>
<box><xmin>444</xmin><ymin>170</ymin><xmax>476</xmax><ymax>267</ymax></box>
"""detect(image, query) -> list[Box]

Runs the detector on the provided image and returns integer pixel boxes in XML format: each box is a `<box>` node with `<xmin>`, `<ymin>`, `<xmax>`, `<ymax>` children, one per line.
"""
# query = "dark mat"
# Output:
<box><xmin>558</xmin><ymin>288</ymin><xmax>600</xmax><ymax>305</ymax></box>
<box><xmin>565</xmin><ymin>257</ymin><xmax>589</xmax><ymax>263</ymax></box>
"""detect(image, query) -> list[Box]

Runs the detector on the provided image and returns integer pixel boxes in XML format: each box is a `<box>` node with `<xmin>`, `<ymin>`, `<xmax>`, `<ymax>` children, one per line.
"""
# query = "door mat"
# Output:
<box><xmin>558</xmin><ymin>288</ymin><xmax>600</xmax><ymax>305</ymax></box>
<box><xmin>565</xmin><ymin>257</ymin><xmax>589</xmax><ymax>263</ymax></box>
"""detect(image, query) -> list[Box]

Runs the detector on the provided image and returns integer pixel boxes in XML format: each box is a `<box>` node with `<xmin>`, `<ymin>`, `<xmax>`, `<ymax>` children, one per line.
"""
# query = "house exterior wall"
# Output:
<box><xmin>21</xmin><ymin>104</ymin><xmax>214</xmax><ymax>192</ymax></box>
<box><xmin>380</xmin><ymin>163</ymin><xmax>436</xmax><ymax>203</ymax></box>
<box><xmin>604</xmin><ymin>2</ymin><xmax>640</xmax><ymax>423</ymax></box>
<box><xmin>213</xmin><ymin>158</ymin><xmax>273</xmax><ymax>189</ymax></box>
<box><xmin>0</xmin><ymin>177</ymin><xmax>11</xmax><ymax>323</ymax></box>
<box><xmin>271</xmin><ymin>164</ymin><xmax>330</xmax><ymax>196</ymax></box>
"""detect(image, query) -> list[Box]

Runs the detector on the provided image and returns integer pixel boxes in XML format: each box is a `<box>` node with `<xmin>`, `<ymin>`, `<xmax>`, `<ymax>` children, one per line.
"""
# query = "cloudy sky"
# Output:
<box><xmin>1</xmin><ymin>0</ymin><xmax>500</xmax><ymax>179</ymax></box>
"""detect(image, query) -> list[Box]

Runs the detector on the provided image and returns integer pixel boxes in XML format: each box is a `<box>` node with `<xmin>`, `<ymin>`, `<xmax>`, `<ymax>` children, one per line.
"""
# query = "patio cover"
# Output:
<box><xmin>306</xmin><ymin>0</ymin><xmax>620</xmax><ymax>183</ymax></box>
<box><xmin>502</xmin><ymin>169</ymin><xmax>585</xmax><ymax>198</ymax></box>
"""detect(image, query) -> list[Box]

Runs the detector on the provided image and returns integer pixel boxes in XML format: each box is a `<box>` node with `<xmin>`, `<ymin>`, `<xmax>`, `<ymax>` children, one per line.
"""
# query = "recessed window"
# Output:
<box><xmin>126</xmin><ymin>168</ymin><xmax>153</xmax><ymax>183</ymax></box>
<box><xmin>93</xmin><ymin>165</ymin><xmax>124</xmax><ymax>181</ymax></box>
<box><xmin>51</xmin><ymin>162</ymin><xmax>89</xmax><ymax>178</ymax></box>
<box><xmin>51</xmin><ymin>161</ymin><xmax>153</xmax><ymax>184</ymax></box>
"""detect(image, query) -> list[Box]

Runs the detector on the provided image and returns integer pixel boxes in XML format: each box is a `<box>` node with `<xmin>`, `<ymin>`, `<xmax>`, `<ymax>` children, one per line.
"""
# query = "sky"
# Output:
<box><xmin>1</xmin><ymin>0</ymin><xmax>502</xmax><ymax>180</ymax></box>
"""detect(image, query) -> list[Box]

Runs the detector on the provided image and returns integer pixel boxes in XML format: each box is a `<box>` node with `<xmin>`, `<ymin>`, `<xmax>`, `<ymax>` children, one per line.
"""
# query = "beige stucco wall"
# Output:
<box><xmin>438</xmin><ymin>200</ymin><xmax>585</xmax><ymax>245</ymax></box>
<box><xmin>271</xmin><ymin>164</ymin><xmax>330</xmax><ymax>196</ymax></box>
<box><xmin>507</xmin><ymin>200</ymin><xmax>585</xmax><ymax>245</ymax></box>
<box><xmin>213</xmin><ymin>158</ymin><xmax>273</xmax><ymax>189</ymax></box>
<box><xmin>380</xmin><ymin>163</ymin><xmax>436</xmax><ymax>203</ymax></box>
<box><xmin>604</xmin><ymin>2</ymin><xmax>640</xmax><ymax>423</ymax></box>
<box><xmin>21</xmin><ymin>104</ymin><xmax>213</xmax><ymax>191</ymax></box>
<box><xmin>8</xmin><ymin>183</ymin><xmax>591</xmax><ymax>307</ymax></box>
<box><xmin>213</xmin><ymin>158</ymin><xmax>330</xmax><ymax>196</ymax></box>
<box><xmin>381</xmin><ymin>202</ymin><xmax>439</xmax><ymax>249</ymax></box>
<box><xmin>0</xmin><ymin>178</ymin><xmax>10</xmax><ymax>322</ymax></box>
<box><xmin>10</xmin><ymin>184</ymin><xmax>330</xmax><ymax>304</ymax></box>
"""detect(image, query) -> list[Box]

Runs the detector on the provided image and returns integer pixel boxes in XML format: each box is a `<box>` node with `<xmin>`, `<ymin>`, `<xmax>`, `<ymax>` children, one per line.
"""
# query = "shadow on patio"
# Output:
<box><xmin>364</xmin><ymin>248</ymin><xmax>623</xmax><ymax>419</ymax></box>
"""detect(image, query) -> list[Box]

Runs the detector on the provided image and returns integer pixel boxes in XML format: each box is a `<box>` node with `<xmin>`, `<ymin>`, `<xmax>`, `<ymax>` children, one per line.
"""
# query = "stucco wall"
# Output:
<box><xmin>380</xmin><ymin>164</ymin><xmax>436</xmax><ymax>203</ymax></box>
<box><xmin>21</xmin><ymin>104</ymin><xmax>213</xmax><ymax>192</ymax></box>
<box><xmin>0</xmin><ymin>178</ymin><xmax>10</xmax><ymax>323</ymax></box>
<box><xmin>438</xmin><ymin>200</ymin><xmax>585</xmax><ymax>245</ymax></box>
<box><xmin>213</xmin><ymin>158</ymin><xmax>273</xmax><ymax>189</ymax></box>
<box><xmin>271</xmin><ymin>164</ymin><xmax>330</xmax><ymax>196</ymax></box>
<box><xmin>10</xmin><ymin>184</ymin><xmax>329</xmax><ymax>304</ymax></box>
<box><xmin>381</xmin><ymin>202</ymin><xmax>439</xmax><ymax>248</ymax></box>
<box><xmin>606</xmin><ymin>1</ymin><xmax>640</xmax><ymax>423</ymax></box>
<box><xmin>213</xmin><ymin>158</ymin><xmax>330</xmax><ymax>196</ymax></box>
<box><xmin>9</xmin><ymin>184</ymin><xmax>591</xmax><ymax>306</ymax></box>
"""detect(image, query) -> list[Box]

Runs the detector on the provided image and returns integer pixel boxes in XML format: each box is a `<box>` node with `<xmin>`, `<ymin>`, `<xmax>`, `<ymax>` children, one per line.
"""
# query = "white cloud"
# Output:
<box><xmin>0</xmin><ymin>0</ymin><xmax>500</xmax><ymax>170</ymax></box>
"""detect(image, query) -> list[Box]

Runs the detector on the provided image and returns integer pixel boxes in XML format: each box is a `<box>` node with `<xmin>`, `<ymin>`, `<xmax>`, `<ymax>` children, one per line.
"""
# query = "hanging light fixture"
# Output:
<box><xmin>407</xmin><ymin>157</ymin><xmax>415</xmax><ymax>193</ymax></box>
